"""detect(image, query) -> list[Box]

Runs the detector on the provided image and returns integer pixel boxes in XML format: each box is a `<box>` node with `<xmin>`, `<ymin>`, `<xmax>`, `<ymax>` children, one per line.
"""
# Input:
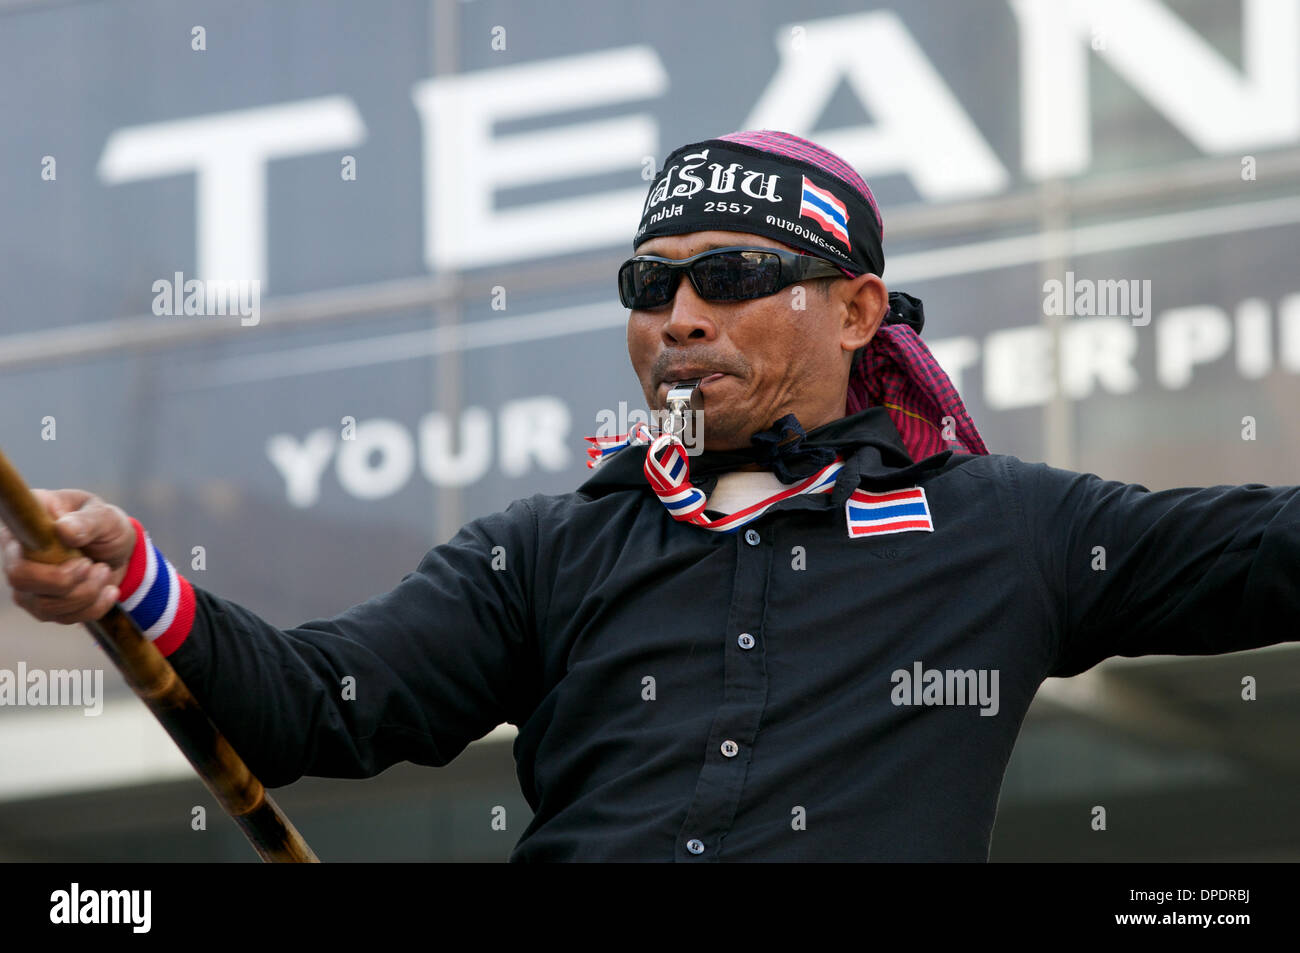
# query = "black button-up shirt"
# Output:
<box><xmin>169</xmin><ymin>407</ymin><xmax>1300</xmax><ymax>860</ymax></box>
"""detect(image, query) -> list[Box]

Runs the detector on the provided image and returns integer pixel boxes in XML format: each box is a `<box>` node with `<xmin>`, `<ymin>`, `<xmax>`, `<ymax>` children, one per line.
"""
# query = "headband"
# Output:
<box><xmin>635</xmin><ymin>138</ymin><xmax>885</xmax><ymax>277</ymax></box>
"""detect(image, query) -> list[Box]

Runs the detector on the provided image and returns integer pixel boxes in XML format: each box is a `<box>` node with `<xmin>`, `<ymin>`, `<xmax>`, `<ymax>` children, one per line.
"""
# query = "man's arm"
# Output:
<box><xmin>1006</xmin><ymin>458</ymin><xmax>1300</xmax><ymax>678</ymax></box>
<box><xmin>4</xmin><ymin>489</ymin><xmax>542</xmax><ymax>788</ymax></box>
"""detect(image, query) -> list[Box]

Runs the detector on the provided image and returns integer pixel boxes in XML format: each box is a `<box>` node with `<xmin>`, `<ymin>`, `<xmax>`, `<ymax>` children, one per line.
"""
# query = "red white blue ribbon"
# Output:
<box><xmin>584</xmin><ymin>421</ymin><xmax>654</xmax><ymax>468</ymax></box>
<box><xmin>586</xmin><ymin>427</ymin><xmax>844</xmax><ymax>534</ymax></box>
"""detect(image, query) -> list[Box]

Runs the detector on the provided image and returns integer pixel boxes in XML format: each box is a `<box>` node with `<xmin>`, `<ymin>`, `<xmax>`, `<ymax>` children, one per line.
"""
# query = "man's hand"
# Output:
<box><xmin>1</xmin><ymin>488</ymin><xmax>137</xmax><ymax>624</ymax></box>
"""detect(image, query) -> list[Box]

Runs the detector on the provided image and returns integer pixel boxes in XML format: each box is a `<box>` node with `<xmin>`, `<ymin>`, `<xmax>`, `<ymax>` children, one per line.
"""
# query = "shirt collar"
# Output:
<box><xmin>578</xmin><ymin>406</ymin><xmax>953</xmax><ymax>498</ymax></box>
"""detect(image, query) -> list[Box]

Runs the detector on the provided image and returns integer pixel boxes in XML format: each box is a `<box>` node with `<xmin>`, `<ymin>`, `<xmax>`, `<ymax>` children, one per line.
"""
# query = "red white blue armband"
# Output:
<box><xmin>116</xmin><ymin>516</ymin><xmax>196</xmax><ymax>657</ymax></box>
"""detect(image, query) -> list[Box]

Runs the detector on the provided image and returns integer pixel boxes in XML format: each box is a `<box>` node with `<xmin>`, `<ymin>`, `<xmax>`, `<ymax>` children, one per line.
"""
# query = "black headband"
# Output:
<box><xmin>634</xmin><ymin>139</ymin><xmax>884</xmax><ymax>277</ymax></box>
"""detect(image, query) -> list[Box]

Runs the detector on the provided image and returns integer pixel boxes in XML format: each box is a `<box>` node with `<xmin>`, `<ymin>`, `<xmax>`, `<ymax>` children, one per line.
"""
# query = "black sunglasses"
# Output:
<box><xmin>618</xmin><ymin>245</ymin><xmax>846</xmax><ymax>310</ymax></box>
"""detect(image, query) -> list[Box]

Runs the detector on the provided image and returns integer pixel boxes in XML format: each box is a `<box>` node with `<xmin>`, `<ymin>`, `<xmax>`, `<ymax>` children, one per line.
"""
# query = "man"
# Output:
<box><xmin>4</xmin><ymin>130</ymin><xmax>1298</xmax><ymax>861</ymax></box>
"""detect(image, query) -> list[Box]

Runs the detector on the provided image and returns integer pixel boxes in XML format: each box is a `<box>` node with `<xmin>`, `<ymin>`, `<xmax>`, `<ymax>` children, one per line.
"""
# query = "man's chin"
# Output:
<box><xmin>694</xmin><ymin>416</ymin><xmax>759</xmax><ymax>452</ymax></box>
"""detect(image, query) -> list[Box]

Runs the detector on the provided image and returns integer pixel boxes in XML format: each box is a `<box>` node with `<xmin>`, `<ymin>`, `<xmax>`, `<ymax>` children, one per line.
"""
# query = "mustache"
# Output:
<box><xmin>651</xmin><ymin>352</ymin><xmax>748</xmax><ymax>384</ymax></box>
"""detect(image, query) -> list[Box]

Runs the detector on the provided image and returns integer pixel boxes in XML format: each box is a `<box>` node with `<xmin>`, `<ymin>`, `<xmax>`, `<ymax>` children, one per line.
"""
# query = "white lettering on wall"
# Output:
<box><xmin>746</xmin><ymin>10</ymin><xmax>1009</xmax><ymax>201</ymax></box>
<box><xmin>97</xmin><ymin>98</ymin><xmax>366</xmax><ymax>284</ymax></box>
<box><xmin>267</xmin><ymin>398</ymin><xmax>571</xmax><ymax>506</ymax></box>
<box><xmin>1012</xmin><ymin>0</ymin><xmax>1300</xmax><ymax>180</ymax></box>
<box><xmin>410</xmin><ymin>47</ymin><xmax>667</xmax><ymax>272</ymax></box>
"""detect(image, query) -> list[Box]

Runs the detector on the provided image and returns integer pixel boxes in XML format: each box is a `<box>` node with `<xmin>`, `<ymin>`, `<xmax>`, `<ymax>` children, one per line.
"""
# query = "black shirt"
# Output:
<box><xmin>168</xmin><ymin>407</ymin><xmax>1300</xmax><ymax>860</ymax></box>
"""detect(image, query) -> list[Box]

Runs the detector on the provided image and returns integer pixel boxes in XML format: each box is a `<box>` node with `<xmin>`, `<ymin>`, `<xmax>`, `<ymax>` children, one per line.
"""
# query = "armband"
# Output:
<box><xmin>116</xmin><ymin>516</ymin><xmax>196</xmax><ymax>657</ymax></box>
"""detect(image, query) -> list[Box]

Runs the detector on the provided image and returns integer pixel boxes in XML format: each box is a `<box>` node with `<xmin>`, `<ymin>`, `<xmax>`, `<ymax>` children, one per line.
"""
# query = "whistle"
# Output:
<box><xmin>664</xmin><ymin>379</ymin><xmax>704</xmax><ymax>437</ymax></box>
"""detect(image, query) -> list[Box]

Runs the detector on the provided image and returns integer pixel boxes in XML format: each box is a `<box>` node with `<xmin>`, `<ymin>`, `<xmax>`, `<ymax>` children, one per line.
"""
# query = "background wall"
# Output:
<box><xmin>2</xmin><ymin>0</ymin><xmax>1299</xmax><ymax>861</ymax></box>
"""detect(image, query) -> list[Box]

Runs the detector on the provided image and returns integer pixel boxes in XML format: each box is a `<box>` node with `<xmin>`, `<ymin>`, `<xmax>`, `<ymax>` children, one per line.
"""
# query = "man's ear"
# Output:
<box><xmin>841</xmin><ymin>274</ymin><xmax>889</xmax><ymax>353</ymax></box>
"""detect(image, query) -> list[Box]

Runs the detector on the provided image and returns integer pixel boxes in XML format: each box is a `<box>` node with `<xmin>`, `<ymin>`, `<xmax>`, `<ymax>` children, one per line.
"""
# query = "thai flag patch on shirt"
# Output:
<box><xmin>845</xmin><ymin>486</ymin><xmax>934</xmax><ymax>538</ymax></box>
<box><xmin>799</xmin><ymin>176</ymin><xmax>851</xmax><ymax>247</ymax></box>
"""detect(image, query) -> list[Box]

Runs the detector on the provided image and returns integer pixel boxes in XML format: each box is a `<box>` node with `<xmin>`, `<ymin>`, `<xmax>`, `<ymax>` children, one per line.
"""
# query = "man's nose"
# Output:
<box><xmin>661</xmin><ymin>274</ymin><xmax>718</xmax><ymax>345</ymax></box>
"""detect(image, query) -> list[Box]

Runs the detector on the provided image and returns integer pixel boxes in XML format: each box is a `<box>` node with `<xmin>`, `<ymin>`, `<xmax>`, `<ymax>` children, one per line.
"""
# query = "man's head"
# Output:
<box><xmin>626</xmin><ymin>230</ymin><xmax>887</xmax><ymax>450</ymax></box>
<box><xmin>624</xmin><ymin>131</ymin><xmax>889</xmax><ymax>451</ymax></box>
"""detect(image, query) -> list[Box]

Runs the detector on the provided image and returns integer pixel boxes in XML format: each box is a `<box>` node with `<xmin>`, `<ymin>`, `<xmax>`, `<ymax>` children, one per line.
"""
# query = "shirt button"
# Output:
<box><xmin>721</xmin><ymin>740</ymin><xmax>739</xmax><ymax>758</ymax></box>
<box><xmin>737</xmin><ymin>633</ymin><xmax>755</xmax><ymax>650</ymax></box>
<box><xmin>744</xmin><ymin>529</ymin><xmax>761</xmax><ymax>546</ymax></box>
<box><xmin>686</xmin><ymin>838</ymin><xmax>705</xmax><ymax>855</ymax></box>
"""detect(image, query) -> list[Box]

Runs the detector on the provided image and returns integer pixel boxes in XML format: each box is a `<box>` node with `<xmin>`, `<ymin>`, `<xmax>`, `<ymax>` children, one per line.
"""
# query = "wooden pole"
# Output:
<box><xmin>0</xmin><ymin>447</ymin><xmax>319</xmax><ymax>862</ymax></box>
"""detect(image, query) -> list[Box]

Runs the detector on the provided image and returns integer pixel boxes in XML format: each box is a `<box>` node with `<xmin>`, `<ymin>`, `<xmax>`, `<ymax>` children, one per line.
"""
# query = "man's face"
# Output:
<box><xmin>626</xmin><ymin>229</ymin><xmax>887</xmax><ymax>451</ymax></box>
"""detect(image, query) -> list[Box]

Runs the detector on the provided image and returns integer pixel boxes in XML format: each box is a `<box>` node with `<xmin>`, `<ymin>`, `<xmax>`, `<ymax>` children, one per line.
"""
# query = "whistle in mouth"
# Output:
<box><xmin>664</xmin><ymin>379</ymin><xmax>704</xmax><ymax>436</ymax></box>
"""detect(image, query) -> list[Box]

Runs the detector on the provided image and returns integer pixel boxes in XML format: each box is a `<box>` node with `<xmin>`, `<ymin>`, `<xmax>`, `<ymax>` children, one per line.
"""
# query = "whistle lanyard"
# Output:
<box><xmin>585</xmin><ymin>422</ymin><xmax>655</xmax><ymax>467</ymax></box>
<box><xmin>585</xmin><ymin>425</ymin><xmax>845</xmax><ymax>534</ymax></box>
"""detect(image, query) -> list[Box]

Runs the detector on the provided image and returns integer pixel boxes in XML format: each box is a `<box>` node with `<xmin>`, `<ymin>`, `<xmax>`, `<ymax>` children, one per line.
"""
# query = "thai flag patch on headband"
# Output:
<box><xmin>799</xmin><ymin>175</ymin><xmax>851</xmax><ymax>247</ymax></box>
<box><xmin>845</xmin><ymin>486</ymin><xmax>934</xmax><ymax>538</ymax></box>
